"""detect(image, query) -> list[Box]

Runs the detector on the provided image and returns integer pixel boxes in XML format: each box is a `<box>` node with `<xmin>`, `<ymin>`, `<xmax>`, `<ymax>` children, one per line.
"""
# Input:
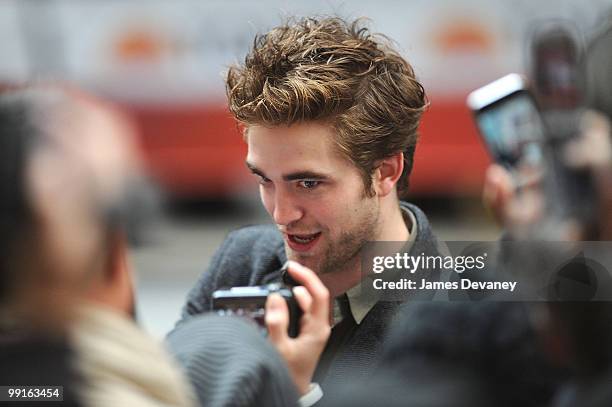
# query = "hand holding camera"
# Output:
<box><xmin>265</xmin><ymin>261</ymin><xmax>331</xmax><ymax>395</ymax></box>
<box><xmin>211</xmin><ymin>260</ymin><xmax>331</xmax><ymax>395</ymax></box>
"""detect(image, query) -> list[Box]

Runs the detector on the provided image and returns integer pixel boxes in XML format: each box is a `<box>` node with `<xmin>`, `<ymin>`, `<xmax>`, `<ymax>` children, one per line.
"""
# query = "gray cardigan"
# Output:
<box><xmin>175</xmin><ymin>201</ymin><xmax>440</xmax><ymax>396</ymax></box>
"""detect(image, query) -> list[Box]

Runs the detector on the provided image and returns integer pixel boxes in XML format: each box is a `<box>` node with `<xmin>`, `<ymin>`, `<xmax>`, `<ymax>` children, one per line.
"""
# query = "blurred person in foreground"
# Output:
<box><xmin>481</xmin><ymin>17</ymin><xmax>612</xmax><ymax>407</ymax></box>
<box><xmin>174</xmin><ymin>15</ymin><xmax>441</xmax><ymax>398</ymax></box>
<box><xmin>0</xmin><ymin>85</ymin><xmax>328</xmax><ymax>407</ymax></box>
<box><xmin>0</xmin><ymin>84</ymin><xmax>195</xmax><ymax>407</ymax></box>
<box><xmin>482</xmin><ymin>116</ymin><xmax>612</xmax><ymax>407</ymax></box>
<box><xmin>0</xmin><ymin>87</ymin><xmax>85</xmax><ymax>406</ymax></box>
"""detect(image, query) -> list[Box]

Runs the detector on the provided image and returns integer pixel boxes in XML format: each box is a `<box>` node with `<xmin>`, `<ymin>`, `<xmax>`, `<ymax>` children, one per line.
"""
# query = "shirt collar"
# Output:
<box><xmin>336</xmin><ymin>207</ymin><xmax>417</xmax><ymax>325</ymax></box>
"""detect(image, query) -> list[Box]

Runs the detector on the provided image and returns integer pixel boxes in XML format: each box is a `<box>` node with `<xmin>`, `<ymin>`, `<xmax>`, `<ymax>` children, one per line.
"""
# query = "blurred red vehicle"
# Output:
<box><xmin>122</xmin><ymin>98</ymin><xmax>490</xmax><ymax>199</ymax></box>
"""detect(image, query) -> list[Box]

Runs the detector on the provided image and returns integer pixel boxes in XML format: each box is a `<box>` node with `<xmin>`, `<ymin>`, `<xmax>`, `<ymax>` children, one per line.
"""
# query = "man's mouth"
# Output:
<box><xmin>286</xmin><ymin>232</ymin><xmax>322</xmax><ymax>252</ymax></box>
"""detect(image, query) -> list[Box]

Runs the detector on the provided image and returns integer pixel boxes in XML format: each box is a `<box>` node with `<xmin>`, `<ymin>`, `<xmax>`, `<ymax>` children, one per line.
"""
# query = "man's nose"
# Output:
<box><xmin>272</xmin><ymin>189</ymin><xmax>303</xmax><ymax>226</ymax></box>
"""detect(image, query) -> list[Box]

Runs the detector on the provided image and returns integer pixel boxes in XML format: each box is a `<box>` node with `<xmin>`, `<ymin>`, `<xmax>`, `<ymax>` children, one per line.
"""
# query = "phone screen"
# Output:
<box><xmin>474</xmin><ymin>91</ymin><xmax>546</xmax><ymax>169</ymax></box>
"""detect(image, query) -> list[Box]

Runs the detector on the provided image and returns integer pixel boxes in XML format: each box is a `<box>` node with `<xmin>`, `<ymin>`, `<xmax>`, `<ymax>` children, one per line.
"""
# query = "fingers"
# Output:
<box><xmin>267</xmin><ymin>262</ymin><xmax>331</xmax><ymax>397</ymax></box>
<box><xmin>564</xmin><ymin>110</ymin><xmax>612</xmax><ymax>169</ymax></box>
<box><xmin>285</xmin><ymin>261</ymin><xmax>329</xmax><ymax>322</ymax></box>
<box><xmin>265</xmin><ymin>293</ymin><xmax>289</xmax><ymax>344</ymax></box>
<box><xmin>483</xmin><ymin>164</ymin><xmax>515</xmax><ymax>224</ymax></box>
<box><xmin>506</xmin><ymin>187</ymin><xmax>544</xmax><ymax>226</ymax></box>
<box><xmin>292</xmin><ymin>286</ymin><xmax>312</xmax><ymax>314</ymax></box>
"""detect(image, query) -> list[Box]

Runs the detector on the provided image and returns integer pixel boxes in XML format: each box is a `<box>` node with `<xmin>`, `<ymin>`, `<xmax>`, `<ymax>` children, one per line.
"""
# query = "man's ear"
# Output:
<box><xmin>373</xmin><ymin>152</ymin><xmax>404</xmax><ymax>197</ymax></box>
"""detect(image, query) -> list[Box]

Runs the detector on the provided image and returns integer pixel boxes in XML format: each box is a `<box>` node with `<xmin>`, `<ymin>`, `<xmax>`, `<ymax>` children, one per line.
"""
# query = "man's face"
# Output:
<box><xmin>246</xmin><ymin>122</ymin><xmax>380</xmax><ymax>275</ymax></box>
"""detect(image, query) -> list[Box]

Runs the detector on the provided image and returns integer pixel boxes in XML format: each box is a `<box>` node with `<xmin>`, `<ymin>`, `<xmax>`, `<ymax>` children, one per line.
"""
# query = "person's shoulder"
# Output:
<box><xmin>212</xmin><ymin>224</ymin><xmax>285</xmax><ymax>282</ymax></box>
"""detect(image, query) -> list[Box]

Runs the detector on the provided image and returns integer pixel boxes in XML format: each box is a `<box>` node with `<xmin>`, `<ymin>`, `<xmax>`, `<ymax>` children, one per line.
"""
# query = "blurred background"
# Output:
<box><xmin>1</xmin><ymin>0</ymin><xmax>611</xmax><ymax>337</ymax></box>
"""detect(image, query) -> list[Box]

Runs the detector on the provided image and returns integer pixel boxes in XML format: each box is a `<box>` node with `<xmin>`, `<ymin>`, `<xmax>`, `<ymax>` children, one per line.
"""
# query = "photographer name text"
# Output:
<box><xmin>372</xmin><ymin>278</ymin><xmax>517</xmax><ymax>292</ymax></box>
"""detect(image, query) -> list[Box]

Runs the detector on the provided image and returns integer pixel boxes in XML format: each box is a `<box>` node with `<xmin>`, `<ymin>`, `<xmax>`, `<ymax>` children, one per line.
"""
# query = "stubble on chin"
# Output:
<box><xmin>283</xmin><ymin>209</ymin><xmax>378</xmax><ymax>277</ymax></box>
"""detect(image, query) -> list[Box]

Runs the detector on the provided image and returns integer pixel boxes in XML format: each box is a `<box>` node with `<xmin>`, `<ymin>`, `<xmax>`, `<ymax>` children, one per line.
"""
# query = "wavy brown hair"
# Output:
<box><xmin>226</xmin><ymin>16</ymin><xmax>427</xmax><ymax>197</ymax></box>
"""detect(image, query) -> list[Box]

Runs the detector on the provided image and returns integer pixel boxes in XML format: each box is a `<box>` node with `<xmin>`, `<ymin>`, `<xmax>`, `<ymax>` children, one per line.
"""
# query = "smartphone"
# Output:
<box><xmin>468</xmin><ymin>72</ymin><xmax>595</xmax><ymax>232</ymax></box>
<box><xmin>467</xmin><ymin>73</ymin><xmax>546</xmax><ymax>171</ymax></box>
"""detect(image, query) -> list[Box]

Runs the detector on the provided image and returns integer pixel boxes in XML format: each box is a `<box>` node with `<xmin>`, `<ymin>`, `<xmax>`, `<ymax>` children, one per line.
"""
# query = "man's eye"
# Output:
<box><xmin>298</xmin><ymin>180</ymin><xmax>320</xmax><ymax>189</ymax></box>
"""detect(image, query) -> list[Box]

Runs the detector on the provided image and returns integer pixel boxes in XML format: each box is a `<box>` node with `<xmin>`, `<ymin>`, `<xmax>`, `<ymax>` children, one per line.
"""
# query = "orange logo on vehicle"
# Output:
<box><xmin>434</xmin><ymin>21</ymin><xmax>493</xmax><ymax>52</ymax></box>
<box><xmin>113</xmin><ymin>29</ymin><xmax>167</xmax><ymax>62</ymax></box>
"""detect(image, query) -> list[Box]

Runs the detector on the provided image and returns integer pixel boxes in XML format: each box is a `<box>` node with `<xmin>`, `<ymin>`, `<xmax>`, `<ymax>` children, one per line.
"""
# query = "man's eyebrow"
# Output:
<box><xmin>245</xmin><ymin>162</ymin><xmax>329</xmax><ymax>182</ymax></box>
<box><xmin>245</xmin><ymin>161</ymin><xmax>266</xmax><ymax>178</ymax></box>
<box><xmin>282</xmin><ymin>171</ymin><xmax>328</xmax><ymax>182</ymax></box>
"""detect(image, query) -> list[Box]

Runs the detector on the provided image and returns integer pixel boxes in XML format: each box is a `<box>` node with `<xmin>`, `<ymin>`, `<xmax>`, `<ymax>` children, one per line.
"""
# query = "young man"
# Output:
<box><xmin>177</xmin><ymin>16</ymin><xmax>439</xmax><ymax>394</ymax></box>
